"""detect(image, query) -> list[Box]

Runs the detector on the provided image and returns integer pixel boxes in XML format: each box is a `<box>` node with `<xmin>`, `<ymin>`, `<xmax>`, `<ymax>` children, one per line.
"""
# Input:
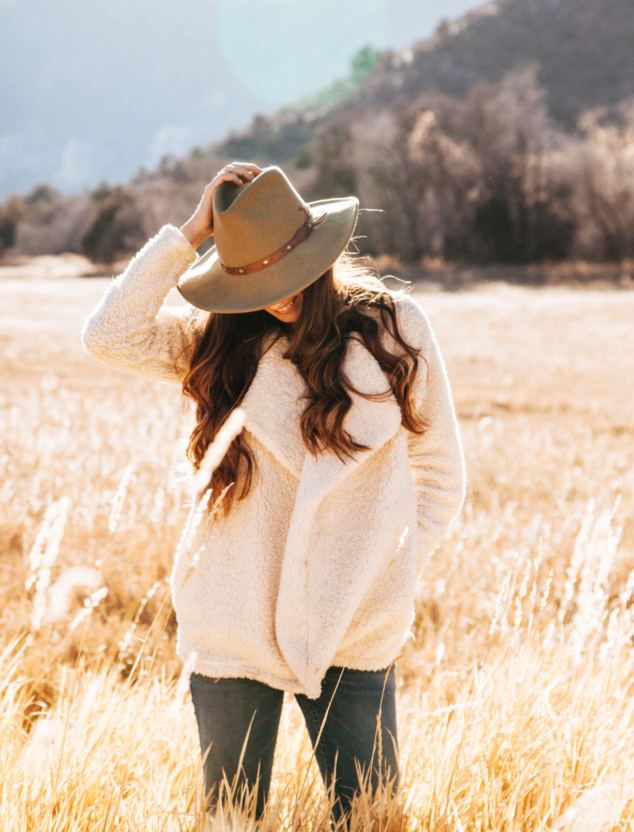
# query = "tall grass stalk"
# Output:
<box><xmin>28</xmin><ymin>496</ymin><xmax>72</xmax><ymax>630</ymax></box>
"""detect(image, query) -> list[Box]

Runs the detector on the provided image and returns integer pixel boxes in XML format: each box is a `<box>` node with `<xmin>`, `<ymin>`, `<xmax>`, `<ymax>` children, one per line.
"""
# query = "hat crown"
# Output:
<box><xmin>213</xmin><ymin>167</ymin><xmax>308</xmax><ymax>269</ymax></box>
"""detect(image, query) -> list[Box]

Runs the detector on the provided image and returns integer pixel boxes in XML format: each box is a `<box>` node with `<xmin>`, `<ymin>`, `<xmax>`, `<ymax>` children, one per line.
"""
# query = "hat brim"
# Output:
<box><xmin>177</xmin><ymin>197</ymin><xmax>359</xmax><ymax>313</ymax></box>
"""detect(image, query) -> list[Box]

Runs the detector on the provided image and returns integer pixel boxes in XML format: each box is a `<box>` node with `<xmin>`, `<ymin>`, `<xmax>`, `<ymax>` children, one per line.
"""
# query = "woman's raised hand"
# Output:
<box><xmin>180</xmin><ymin>162</ymin><xmax>263</xmax><ymax>250</ymax></box>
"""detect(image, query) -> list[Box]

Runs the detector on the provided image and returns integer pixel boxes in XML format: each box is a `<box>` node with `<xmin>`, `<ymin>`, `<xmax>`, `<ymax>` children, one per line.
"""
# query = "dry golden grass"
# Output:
<box><xmin>0</xmin><ymin>271</ymin><xmax>633</xmax><ymax>830</ymax></box>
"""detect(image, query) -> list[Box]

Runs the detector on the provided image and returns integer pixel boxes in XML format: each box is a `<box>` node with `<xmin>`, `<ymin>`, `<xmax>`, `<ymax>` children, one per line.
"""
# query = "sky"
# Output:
<box><xmin>0</xmin><ymin>0</ymin><xmax>484</xmax><ymax>198</ymax></box>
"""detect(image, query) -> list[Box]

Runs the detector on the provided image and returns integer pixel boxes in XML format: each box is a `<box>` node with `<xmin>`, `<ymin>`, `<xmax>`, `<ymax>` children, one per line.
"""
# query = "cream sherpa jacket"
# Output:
<box><xmin>82</xmin><ymin>224</ymin><xmax>466</xmax><ymax>699</ymax></box>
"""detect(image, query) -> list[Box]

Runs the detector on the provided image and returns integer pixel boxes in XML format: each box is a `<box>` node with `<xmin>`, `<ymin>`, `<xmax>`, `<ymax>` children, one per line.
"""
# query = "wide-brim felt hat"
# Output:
<box><xmin>177</xmin><ymin>165</ymin><xmax>359</xmax><ymax>313</ymax></box>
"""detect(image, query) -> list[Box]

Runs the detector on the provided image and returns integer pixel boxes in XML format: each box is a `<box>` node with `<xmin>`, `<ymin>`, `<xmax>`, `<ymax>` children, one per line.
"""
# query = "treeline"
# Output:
<box><xmin>307</xmin><ymin>65</ymin><xmax>634</xmax><ymax>264</ymax></box>
<box><xmin>3</xmin><ymin>66</ymin><xmax>634</xmax><ymax>266</ymax></box>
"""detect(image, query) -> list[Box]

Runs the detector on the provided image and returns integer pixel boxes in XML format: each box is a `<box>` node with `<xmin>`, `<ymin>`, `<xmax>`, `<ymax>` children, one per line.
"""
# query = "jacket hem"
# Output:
<box><xmin>332</xmin><ymin>642</ymin><xmax>406</xmax><ymax>672</ymax></box>
<box><xmin>182</xmin><ymin>651</ymin><xmax>306</xmax><ymax>695</ymax></box>
<box><xmin>331</xmin><ymin>654</ymin><xmax>401</xmax><ymax>672</ymax></box>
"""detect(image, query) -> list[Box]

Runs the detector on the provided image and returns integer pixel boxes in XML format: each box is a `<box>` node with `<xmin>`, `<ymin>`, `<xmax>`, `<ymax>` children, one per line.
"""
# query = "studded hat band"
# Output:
<box><xmin>220</xmin><ymin>205</ymin><xmax>328</xmax><ymax>276</ymax></box>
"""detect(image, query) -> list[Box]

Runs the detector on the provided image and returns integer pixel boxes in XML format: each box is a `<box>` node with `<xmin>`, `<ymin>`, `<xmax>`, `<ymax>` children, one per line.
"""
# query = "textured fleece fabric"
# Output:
<box><xmin>82</xmin><ymin>224</ymin><xmax>466</xmax><ymax>699</ymax></box>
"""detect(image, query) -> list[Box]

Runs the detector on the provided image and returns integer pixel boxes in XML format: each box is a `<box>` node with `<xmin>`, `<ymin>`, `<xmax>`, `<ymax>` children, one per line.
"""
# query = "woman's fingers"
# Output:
<box><xmin>217</xmin><ymin>170</ymin><xmax>244</xmax><ymax>186</ymax></box>
<box><xmin>220</xmin><ymin>162</ymin><xmax>263</xmax><ymax>182</ymax></box>
<box><xmin>201</xmin><ymin>162</ymin><xmax>263</xmax><ymax>200</ymax></box>
<box><xmin>223</xmin><ymin>164</ymin><xmax>256</xmax><ymax>182</ymax></box>
<box><xmin>227</xmin><ymin>164</ymin><xmax>253</xmax><ymax>177</ymax></box>
<box><xmin>231</xmin><ymin>161</ymin><xmax>263</xmax><ymax>176</ymax></box>
<box><xmin>182</xmin><ymin>163</ymin><xmax>263</xmax><ymax>247</ymax></box>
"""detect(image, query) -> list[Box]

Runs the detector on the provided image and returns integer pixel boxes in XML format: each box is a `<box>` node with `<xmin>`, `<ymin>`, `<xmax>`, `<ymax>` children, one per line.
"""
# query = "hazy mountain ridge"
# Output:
<box><xmin>216</xmin><ymin>0</ymin><xmax>634</xmax><ymax>164</ymax></box>
<box><xmin>0</xmin><ymin>0</ymin><xmax>263</xmax><ymax>198</ymax></box>
<box><xmin>0</xmin><ymin>0</ymin><xmax>472</xmax><ymax>199</ymax></box>
<box><xmin>3</xmin><ymin>0</ymin><xmax>634</xmax><ymax>268</ymax></box>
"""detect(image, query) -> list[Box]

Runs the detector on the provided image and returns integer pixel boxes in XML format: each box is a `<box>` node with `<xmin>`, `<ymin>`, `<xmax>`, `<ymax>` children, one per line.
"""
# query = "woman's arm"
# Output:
<box><xmin>81</xmin><ymin>224</ymin><xmax>201</xmax><ymax>384</ymax></box>
<box><xmin>395</xmin><ymin>295</ymin><xmax>466</xmax><ymax>563</ymax></box>
<box><xmin>82</xmin><ymin>162</ymin><xmax>263</xmax><ymax>384</ymax></box>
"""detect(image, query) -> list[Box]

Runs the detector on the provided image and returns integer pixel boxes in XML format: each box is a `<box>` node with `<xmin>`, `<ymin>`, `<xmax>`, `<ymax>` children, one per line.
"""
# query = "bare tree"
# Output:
<box><xmin>567</xmin><ymin>105</ymin><xmax>634</xmax><ymax>260</ymax></box>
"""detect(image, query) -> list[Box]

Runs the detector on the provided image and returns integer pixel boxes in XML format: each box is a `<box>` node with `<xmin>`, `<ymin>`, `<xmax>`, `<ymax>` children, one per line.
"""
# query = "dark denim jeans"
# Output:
<box><xmin>189</xmin><ymin>665</ymin><xmax>399</xmax><ymax>822</ymax></box>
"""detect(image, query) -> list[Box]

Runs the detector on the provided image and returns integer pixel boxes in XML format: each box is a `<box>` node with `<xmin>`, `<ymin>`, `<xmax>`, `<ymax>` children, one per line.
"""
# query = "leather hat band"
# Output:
<box><xmin>220</xmin><ymin>205</ymin><xmax>328</xmax><ymax>276</ymax></box>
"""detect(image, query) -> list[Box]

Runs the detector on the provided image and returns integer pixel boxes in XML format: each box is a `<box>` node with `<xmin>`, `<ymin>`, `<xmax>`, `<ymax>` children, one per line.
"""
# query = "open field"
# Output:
<box><xmin>0</xmin><ymin>270</ymin><xmax>633</xmax><ymax>830</ymax></box>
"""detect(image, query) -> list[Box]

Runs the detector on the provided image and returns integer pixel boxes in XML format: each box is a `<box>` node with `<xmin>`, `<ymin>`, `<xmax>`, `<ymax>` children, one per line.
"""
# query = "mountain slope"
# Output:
<box><xmin>353</xmin><ymin>0</ymin><xmax>634</xmax><ymax>127</ymax></box>
<box><xmin>218</xmin><ymin>0</ymin><xmax>634</xmax><ymax>165</ymax></box>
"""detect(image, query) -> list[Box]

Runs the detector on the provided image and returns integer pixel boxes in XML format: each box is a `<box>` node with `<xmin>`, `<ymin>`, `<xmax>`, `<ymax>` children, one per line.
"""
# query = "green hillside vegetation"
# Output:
<box><xmin>3</xmin><ymin>0</ymin><xmax>634</xmax><ymax>269</ymax></box>
<box><xmin>296</xmin><ymin>45</ymin><xmax>382</xmax><ymax>112</ymax></box>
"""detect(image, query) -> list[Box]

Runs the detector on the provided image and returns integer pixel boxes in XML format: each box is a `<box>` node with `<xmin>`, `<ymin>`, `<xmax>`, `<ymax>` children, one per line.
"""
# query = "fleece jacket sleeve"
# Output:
<box><xmin>81</xmin><ymin>224</ymin><xmax>200</xmax><ymax>384</ymax></box>
<box><xmin>395</xmin><ymin>295</ymin><xmax>466</xmax><ymax>566</ymax></box>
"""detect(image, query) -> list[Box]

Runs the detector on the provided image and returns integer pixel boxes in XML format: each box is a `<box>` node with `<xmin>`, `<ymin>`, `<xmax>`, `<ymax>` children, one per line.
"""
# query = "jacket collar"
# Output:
<box><xmin>241</xmin><ymin>334</ymin><xmax>403</xmax><ymax>492</ymax></box>
<box><xmin>241</xmin><ymin>335</ymin><xmax>307</xmax><ymax>478</ymax></box>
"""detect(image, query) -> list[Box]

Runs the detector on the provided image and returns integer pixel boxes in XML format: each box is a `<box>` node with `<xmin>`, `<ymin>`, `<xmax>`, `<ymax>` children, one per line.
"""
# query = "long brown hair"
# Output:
<box><xmin>182</xmin><ymin>255</ymin><xmax>427</xmax><ymax>515</ymax></box>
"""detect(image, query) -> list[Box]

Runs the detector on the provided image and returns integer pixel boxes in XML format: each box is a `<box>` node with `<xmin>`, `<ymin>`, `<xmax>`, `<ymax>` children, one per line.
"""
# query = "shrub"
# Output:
<box><xmin>80</xmin><ymin>185</ymin><xmax>143</xmax><ymax>264</ymax></box>
<box><xmin>0</xmin><ymin>196</ymin><xmax>26</xmax><ymax>252</ymax></box>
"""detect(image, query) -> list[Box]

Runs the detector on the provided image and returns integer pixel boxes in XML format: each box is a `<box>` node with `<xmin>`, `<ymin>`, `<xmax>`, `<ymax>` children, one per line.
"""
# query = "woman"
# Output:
<box><xmin>82</xmin><ymin>162</ymin><xmax>465</xmax><ymax>822</ymax></box>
